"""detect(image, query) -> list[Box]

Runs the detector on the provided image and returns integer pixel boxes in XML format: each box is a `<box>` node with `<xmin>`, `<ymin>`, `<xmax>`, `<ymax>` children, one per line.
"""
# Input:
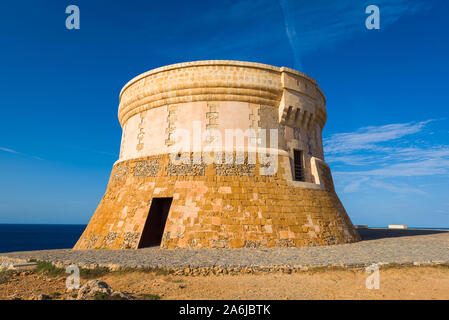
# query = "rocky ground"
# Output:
<box><xmin>1</xmin><ymin>265</ymin><xmax>449</xmax><ymax>300</ymax></box>
<box><xmin>1</xmin><ymin>228</ymin><xmax>448</xmax><ymax>300</ymax></box>
<box><xmin>1</xmin><ymin>229</ymin><xmax>448</xmax><ymax>273</ymax></box>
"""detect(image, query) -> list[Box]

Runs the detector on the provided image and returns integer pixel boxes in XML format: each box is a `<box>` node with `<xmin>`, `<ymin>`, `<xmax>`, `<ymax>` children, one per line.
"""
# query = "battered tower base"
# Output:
<box><xmin>74</xmin><ymin>154</ymin><xmax>360</xmax><ymax>250</ymax></box>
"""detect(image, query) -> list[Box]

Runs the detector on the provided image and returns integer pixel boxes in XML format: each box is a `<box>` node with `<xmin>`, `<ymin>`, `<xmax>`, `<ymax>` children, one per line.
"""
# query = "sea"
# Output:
<box><xmin>0</xmin><ymin>224</ymin><xmax>86</xmax><ymax>253</ymax></box>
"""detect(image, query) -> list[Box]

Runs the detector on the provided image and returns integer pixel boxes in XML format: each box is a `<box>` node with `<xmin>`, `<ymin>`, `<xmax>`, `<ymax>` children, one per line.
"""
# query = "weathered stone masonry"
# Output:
<box><xmin>74</xmin><ymin>60</ymin><xmax>360</xmax><ymax>250</ymax></box>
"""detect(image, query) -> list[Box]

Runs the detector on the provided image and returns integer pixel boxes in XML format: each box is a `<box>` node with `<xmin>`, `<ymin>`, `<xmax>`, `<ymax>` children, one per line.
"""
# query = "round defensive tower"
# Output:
<box><xmin>74</xmin><ymin>60</ymin><xmax>360</xmax><ymax>250</ymax></box>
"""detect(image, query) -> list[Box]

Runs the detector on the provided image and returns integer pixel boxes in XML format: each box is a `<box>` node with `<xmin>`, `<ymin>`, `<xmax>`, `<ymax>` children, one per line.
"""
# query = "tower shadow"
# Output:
<box><xmin>357</xmin><ymin>228</ymin><xmax>448</xmax><ymax>241</ymax></box>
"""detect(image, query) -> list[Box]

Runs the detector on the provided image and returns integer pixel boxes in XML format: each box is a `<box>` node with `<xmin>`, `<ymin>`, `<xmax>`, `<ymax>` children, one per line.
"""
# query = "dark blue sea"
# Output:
<box><xmin>0</xmin><ymin>224</ymin><xmax>86</xmax><ymax>253</ymax></box>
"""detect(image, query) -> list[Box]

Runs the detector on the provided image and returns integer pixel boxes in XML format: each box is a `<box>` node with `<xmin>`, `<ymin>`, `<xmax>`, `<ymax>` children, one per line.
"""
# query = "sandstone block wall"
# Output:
<box><xmin>74</xmin><ymin>153</ymin><xmax>359</xmax><ymax>249</ymax></box>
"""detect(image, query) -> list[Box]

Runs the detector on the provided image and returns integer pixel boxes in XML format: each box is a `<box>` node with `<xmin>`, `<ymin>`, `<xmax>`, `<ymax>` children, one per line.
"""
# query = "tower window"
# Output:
<box><xmin>293</xmin><ymin>149</ymin><xmax>305</xmax><ymax>181</ymax></box>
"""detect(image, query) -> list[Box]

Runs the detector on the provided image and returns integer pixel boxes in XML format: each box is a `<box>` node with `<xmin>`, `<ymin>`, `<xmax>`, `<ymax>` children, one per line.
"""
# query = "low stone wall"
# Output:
<box><xmin>4</xmin><ymin>229</ymin><xmax>449</xmax><ymax>275</ymax></box>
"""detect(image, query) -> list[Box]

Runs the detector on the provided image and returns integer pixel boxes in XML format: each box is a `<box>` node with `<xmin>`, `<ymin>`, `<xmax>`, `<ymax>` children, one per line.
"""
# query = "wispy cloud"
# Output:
<box><xmin>64</xmin><ymin>146</ymin><xmax>117</xmax><ymax>157</ymax></box>
<box><xmin>369</xmin><ymin>181</ymin><xmax>427</xmax><ymax>195</ymax></box>
<box><xmin>154</xmin><ymin>0</ymin><xmax>286</xmax><ymax>61</ymax></box>
<box><xmin>343</xmin><ymin>177</ymin><xmax>369</xmax><ymax>193</ymax></box>
<box><xmin>278</xmin><ymin>0</ymin><xmax>432</xmax><ymax>69</ymax></box>
<box><xmin>324</xmin><ymin>120</ymin><xmax>431</xmax><ymax>155</ymax></box>
<box><xmin>156</xmin><ymin>0</ymin><xmax>435</xmax><ymax>70</ymax></box>
<box><xmin>326</xmin><ymin>120</ymin><xmax>449</xmax><ymax>194</ymax></box>
<box><xmin>339</xmin><ymin>157</ymin><xmax>449</xmax><ymax>178</ymax></box>
<box><xmin>0</xmin><ymin>146</ymin><xmax>43</xmax><ymax>161</ymax></box>
<box><xmin>0</xmin><ymin>147</ymin><xmax>20</xmax><ymax>154</ymax></box>
<box><xmin>278</xmin><ymin>0</ymin><xmax>302</xmax><ymax>69</ymax></box>
<box><xmin>1</xmin><ymin>145</ymin><xmax>115</xmax><ymax>162</ymax></box>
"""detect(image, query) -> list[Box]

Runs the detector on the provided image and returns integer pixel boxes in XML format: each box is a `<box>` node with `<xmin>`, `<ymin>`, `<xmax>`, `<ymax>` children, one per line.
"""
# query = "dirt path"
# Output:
<box><xmin>1</xmin><ymin>266</ymin><xmax>449</xmax><ymax>300</ymax></box>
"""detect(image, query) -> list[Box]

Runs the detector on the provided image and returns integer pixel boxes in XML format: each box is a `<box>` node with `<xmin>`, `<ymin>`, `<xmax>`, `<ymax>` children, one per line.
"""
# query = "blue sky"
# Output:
<box><xmin>0</xmin><ymin>0</ymin><xmax>448</xmax><ymax>227</ymax></box>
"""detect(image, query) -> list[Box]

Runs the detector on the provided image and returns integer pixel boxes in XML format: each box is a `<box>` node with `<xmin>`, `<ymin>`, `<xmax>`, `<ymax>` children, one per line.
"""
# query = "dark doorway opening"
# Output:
<box><xmin>293</xmin><ymin>149</ymin><xmax>305</xmax><ymax>181</ymax></box>
<box><xmin>138</xmin><ymin>197</ymin><xmax>173</xmax><ymax>248</ymax></box>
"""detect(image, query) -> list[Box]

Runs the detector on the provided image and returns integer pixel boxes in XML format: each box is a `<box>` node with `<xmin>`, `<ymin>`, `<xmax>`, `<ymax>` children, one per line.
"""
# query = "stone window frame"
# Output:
<box><xmin>283</xmin><ymin>151</ymin><xmax>328</xmax><ymax>190</ymax></box>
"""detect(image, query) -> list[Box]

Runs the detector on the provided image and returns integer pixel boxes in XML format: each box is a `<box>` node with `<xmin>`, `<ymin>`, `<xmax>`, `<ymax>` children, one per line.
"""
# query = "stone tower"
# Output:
<box><xmin>74</xmin><ymin>60</ymin><xmax>360</xmax><ymax>250</ymax></box>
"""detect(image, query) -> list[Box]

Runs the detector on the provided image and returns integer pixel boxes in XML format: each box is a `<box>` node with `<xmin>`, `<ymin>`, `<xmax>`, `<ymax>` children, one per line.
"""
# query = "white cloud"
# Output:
<box><xmin>65</xmin><ymin>145</ymin><xmax>116</xmax><ymax>157</ymax></box>
<box><xmin>327</xmin><ymin>119</ymin><xmax>449</xmax><ymax>194</ymax></box>
<box><xmin>326</xmin><ymin>154</ymin><xmax>378</xmax><ymax>166</ymax></box>
<box><xmin>337</xmin><ymin>158</ymin><xmax>449</xmax><ymax>178</ymax></box>
<box><xmin>0</xmin><ymin>147</ymin><xmax>19</xmax><ymax>154</ymax></box>
<box><xmin>324</xmin><ymin>120</ymin><xmax>431</xmax><ymax>155</ymax></box>
<box><xmin>369</xmin><ymin>181</ymin><xmax>426</xmax><ymax>195</ymax></box>
<box><xmin>158</xmin><ymin>0</ymin><xmax>435</xmax><ymax>71</ymax></box>
<box><xmin>0</xmin><ymin>146</ymin><xmax>43</xmax><ymax>161</ymax></box>
<box><xmin>278</xmin><ymin>0</ymin><xmax>432</xmax><ymax>69</ymax></box>
<box><xmin>343</xmin><ymin>177</ymin><xmax>369</xmax><ymax>193</ymax></box>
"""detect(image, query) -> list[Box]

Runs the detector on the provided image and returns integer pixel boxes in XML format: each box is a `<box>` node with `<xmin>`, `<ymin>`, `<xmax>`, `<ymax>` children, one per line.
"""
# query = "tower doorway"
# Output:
<box><xmin>138</xmin><ymin>197</ymin><xmax>173</xmax><ymax>248</ymax></box>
